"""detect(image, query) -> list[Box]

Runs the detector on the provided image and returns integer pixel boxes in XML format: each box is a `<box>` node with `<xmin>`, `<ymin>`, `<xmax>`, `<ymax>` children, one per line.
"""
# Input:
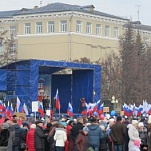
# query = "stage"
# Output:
<box><xmin>0</xmin><ymin>59</ymin><xmax>101</xmax><ymax>113</ymax></box>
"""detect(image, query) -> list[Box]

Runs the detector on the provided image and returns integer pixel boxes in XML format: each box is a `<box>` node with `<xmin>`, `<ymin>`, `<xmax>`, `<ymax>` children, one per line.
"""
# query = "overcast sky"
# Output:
<box><xmin>0</xmin><ymin>0</ymin><xmax>151</xmax><ymax>26</ymax></box>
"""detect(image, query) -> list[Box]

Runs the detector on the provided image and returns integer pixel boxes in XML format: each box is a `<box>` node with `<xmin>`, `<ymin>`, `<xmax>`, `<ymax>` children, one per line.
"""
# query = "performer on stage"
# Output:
<box><xmin>80</xmin><ymin>98</ymin><xmax>86</xmax><ymax>112</ymax></box>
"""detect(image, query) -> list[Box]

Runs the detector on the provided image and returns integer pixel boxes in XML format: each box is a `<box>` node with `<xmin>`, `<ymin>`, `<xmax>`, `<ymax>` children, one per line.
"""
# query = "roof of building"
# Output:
<box><xmin>0</xmin><ymin>10</ymin><xmax>21</xmax><ymax>18</ymax></box>
<box><xmin>0</xmin><ymin>2</ymin><xmax>127</xmax><ymax>21</ymax></box>
<box><xmin>124</xmin><ymin>21</ymin><xmax>151</xmax><ymax>32</ymax></box>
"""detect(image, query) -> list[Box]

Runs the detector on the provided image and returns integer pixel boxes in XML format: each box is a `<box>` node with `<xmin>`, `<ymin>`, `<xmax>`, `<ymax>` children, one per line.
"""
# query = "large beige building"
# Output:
<box><xmin>0</xmin><ymin>3</ymin><xmax>151</xmax><ymax>63</ymax></box>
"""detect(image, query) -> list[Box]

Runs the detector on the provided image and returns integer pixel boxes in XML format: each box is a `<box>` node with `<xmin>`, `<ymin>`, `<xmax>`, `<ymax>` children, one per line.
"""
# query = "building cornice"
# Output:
<box><xmin>17</xmin><ymin>31</ymin><xmax>118</xmax><ymax>41</ymax></box>
<box><xmin>1</xmin><ymin>11</ymin><xmax>128</xmax><ymax>25</ymax></box>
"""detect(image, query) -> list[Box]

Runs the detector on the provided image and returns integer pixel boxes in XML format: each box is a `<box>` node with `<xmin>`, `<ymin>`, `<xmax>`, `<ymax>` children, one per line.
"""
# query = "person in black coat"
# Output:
<box><xmin>0</xmin><ymin>123</ymin><xmax>10</xmax><ymax>147</ymax></box>
<box><xmin>99</xmin><ymin>125</ymin><xmax>110</xmax><ymax>151</ymax></box>
<box><xmin>70</xmin><ymin>117</ymin><xmax>84</xmax><ymax>151</ymax></box>
<box><xmin>12</xmin><ymin>119</ymin><xmax>22</xmax><ymax>151</ymax></box>
<box><xmin>44</xmin><ymin>123</ymin><xmax>52</xmax><ymax>151</ymax></box>
<box><xmin>34</xmin><ymin>120</ymin><xmax>47</xmax><ymax>151</ymax></box>
<box><xmin>20</xmin><ymin>123</ymin><xmax>29</xmax><ymax>151</ymax></box>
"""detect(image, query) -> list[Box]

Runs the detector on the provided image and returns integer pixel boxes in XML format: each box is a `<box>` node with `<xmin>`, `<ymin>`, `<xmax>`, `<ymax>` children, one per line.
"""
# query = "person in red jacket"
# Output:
<box><xmin>26</xmin><ymin>124</ymin><xmax>36</xmax><ymax>151</ymax></box>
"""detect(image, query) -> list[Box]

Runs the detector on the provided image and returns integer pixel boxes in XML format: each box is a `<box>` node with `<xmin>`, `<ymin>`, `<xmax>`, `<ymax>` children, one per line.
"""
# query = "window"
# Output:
<box><xmin>105</xmin><ymin>25</ymin><xmax>110</xmax><ymax>37</ymax></box>
<box><xmin>0</xmin><ymin>44</ymin><xmax>3</xmax><ymax>53</ymax></box>
<box><xmin>60</xmin><ymin>20</ymin><xmax>67</xmax><ymax>32</ymax></box>
<box><xmin>76</xmin><ymin>21</ymin><xmax>82</xmax><ymax>33</ymax></box>
<box><xmin>10</xmin><ymin>44</ymin><xmax>16</xmax><ymax>55</ymax></box>
<box><xmin>48</xmin><ymin>21</ymin><xmax>54</xmax><ymax>33</ymax></box>
<box><xmin>0</xmin><ymin>27</ymin><xmax>4</xmax><ymax>33</ymax></box>
<box><xmin>143</xmin><ymin>37</ymin><xmax>150</xmax><ymax>45</ymax></box>
<box><xmin>114</xmin><ymin>27</ymin><xmax>119</xmax><ymax>38</ymax></box>
<box><xmin>36</xmin><ymin>22</ymin><xmax>42</xmax><ymax>34</ymax></box>
<box><xmin>96</xmin><ymin>24</ymin><xmax>101</xmax><ymax>35</ymax></box>
<box><xmin>10</xmin><ymin>26</ymin><xmax>16</xmax><ymax>37</ymax></box>
<box><xmin>86</xmin><ymin>22</ymin><xmax>92</xmax><ymax>34</ymax></box>
<box><xmin>24</xmin><ymin>23</ymin><xmax>31</xmax><ymax>34</ymax></box>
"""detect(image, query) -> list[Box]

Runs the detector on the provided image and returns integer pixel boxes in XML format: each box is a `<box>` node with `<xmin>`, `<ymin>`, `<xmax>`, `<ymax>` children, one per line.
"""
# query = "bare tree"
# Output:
<box><xmin>0</xmin><ymin>30</ymin><xmax>16</xmax><ymax>67</ymax></box>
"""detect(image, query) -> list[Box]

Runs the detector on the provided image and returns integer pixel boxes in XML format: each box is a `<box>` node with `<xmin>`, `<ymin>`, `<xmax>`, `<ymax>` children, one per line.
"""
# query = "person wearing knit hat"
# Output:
<box><xmin>138</xmin><ymin>122</ymin><xmax>144</xmax><ymax>128</ymax></box>
<box><xmin>75</xmin><ymin>126</ymin><xmax>89</xmax><ymax>151</ymax></box>
<box><xmin>128</xmin><ymin>119</ymin><xmax>140</xmax><ymax>151</ymax></box>
<box><xmin>138</xmin><ymin>122</ymin><xmax>148</xmax><ymax>151</ymax></box>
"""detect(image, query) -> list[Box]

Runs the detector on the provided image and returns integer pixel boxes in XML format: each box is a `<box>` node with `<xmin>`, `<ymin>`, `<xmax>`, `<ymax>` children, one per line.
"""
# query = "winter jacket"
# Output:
<box><xmin>75</xmin><ymin>130</ymin><xmax>88</xmax><ymax>151</ymax></box>
<box><xmin>44</xmin><ymin>127</ymin><xmax>51</xmax><ymax>151</ymax></box>
<box><xmin>110</xmin><ymin>121</ymin><xmax>126</xmax><ymax>145</ymax></box>
<box><xmin>26</xmin><ymin>128</ymin><xmax>36</xmax><ymax>151</ymax></box>
<box><xmin>0</xmin><ymin>129</ymin><xmax>10</xmax><ymax>146</ymax></box>
<box><xmin>54</xmin><ymin>128</ymin><xmax>67</xmax><ymax>147</ymax></box>
<box><xmin>12</xmin><ymin>123</ymin><xmax>22</xmax><ymax>147</ymax></box>
<box><xmin>131</xmin><ymin>145</ymin><xmax>140</xmax><ymax>151</ymax></box>
<box><xmin>128</xmin><ymin>124</ymin><xmax>140</xmax><ymax>151</ymax></box>
<box><xmin>138</xmin><ymin>127</ymin><xmax>147</xmax><ymax>146</ymax></box>
<box><xmin>70</xmin><ymin>122</ymin><xmax>84</xmax><ymax>141</ymax></box>
<box><xmin>34</xmin><ymin>125</ymin><xmax>47</xmax><ymax>149</ymax></box>
<box><xmin>66</xmin><ymin>125</ymin><xmax>72</xmax><ymax>140</ymax></box>
<box><xmin>147</xmin><ymin>124</ymin><xmax>151</xmax><ymax>151</ymax></box>
<box><xmin>20</xmin><ymin>128</ymin><xmax>28</xmax><ymax>144</ymax></box>
<box><xmin>99</xmin><ymin>131</ymin><xmax>110</xmax><ymax>151</ymax></box>
<box><xmin>7</xmin><ymin>126</ymin><xmax>15</xmax><ymax>151</ymax></box>
<box><xmin>88</xmin><ymin>124</ymin><xmax>104</xmax><ymax>148</ymax></box>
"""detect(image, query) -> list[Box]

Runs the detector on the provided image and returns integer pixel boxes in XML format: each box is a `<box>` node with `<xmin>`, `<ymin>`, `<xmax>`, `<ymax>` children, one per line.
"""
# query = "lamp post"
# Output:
<box><xmin>111</xmin><ymin>96</ymin><xmax>118</xmax><ymax>110</ymax></box>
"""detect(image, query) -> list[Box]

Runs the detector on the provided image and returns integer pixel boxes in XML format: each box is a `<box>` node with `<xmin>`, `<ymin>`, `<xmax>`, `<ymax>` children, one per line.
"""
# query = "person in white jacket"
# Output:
<box><xmin>54</xmin><ymin>123</ymin><xmax>67</xmax><ymax>151</ymax></box>
<box><xmin>132</xmin><ymin>140</ymin><xmax>140</xmax><ymax>151</ymax></box>
<box><xmin>128</xmin><ymin>120</ymin><xmax>140</xmax><ymax>151</ymax></box>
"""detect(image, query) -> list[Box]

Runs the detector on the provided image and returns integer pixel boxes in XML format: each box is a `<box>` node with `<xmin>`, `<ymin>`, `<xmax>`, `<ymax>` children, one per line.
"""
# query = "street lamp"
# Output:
<box><xmin>111</xmin><ymin>96</ymin><xmax>118</xmax><ymax>108</ymax></box>
<box><xmin>111</xmin><ymin>96</ymin><xmax>115</xmax><ymax>103</ymax></box>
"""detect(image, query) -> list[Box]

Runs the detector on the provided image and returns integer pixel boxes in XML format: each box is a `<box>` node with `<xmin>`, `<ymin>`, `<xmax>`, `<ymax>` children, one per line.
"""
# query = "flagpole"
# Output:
<box><xmin>59</xmin><ymin>108</ymin><xmax>60</xmax><ymax>119</ymax></box>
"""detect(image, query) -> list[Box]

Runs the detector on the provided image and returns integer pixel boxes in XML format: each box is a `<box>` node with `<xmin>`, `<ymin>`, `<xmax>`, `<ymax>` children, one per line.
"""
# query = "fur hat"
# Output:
<box><xmin>138</xmin><ymin>122</ymin><xmax>144</xmax><ymax>127</ymax></box>
<box><xmin>132</xmin><ymin>120</ymin><xmax>138</xmax><ymax>125</ymax></box>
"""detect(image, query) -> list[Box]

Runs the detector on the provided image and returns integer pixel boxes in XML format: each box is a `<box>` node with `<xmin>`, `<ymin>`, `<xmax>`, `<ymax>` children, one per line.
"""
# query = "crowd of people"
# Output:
<box><xmin>0</xmin><ymin>113</ymin><xmax>151</xmax><ymax>151</ymax></box>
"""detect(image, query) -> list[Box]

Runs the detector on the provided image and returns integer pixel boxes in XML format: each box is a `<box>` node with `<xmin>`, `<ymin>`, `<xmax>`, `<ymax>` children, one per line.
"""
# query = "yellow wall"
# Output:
<box><xmin>0</xmin><ymin>11</ymin><xmax>150</xmax><ymax>63</ymax></box>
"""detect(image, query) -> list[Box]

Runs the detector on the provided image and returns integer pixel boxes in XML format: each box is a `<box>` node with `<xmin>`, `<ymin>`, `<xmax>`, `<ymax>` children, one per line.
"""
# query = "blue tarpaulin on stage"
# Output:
<box><xmin>0</xmin><ymin>70</ymin><xmax>6</xmax><ymax>91</ymax></box>
<box><xmin>0</xmin><ymin>59</ymin><xmax>101</xmax><ymax>113</ymax></box>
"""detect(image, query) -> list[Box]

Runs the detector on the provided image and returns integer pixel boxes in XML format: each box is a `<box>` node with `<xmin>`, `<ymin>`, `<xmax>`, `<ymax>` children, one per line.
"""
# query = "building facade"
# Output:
<box><xmin>0</xmin><ymin>3</ymin><xmax>151</xmax><ymax>63</ymax></box>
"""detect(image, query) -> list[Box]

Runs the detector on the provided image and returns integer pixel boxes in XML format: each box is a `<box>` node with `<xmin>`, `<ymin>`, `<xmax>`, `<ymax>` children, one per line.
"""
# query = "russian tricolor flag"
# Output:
<box><xmin>6</xmin><ymin>102</ymin><xmax>14</xmax><ymax>117</ymax></box>
<box><xmin>16</xmin><ymin>97</ymin><xmax>23</xmax><ymax>113</ymax></box>
<box><xmin>38</xmin><ymin>102</ymin><xmax>44</xmax><ymax>117</ymax></box>
<box><xmin>97</xmin><ymin>102</ymin><xmax>104</xmax><ymax>115</ymax></box>
<box><xmin>67</xmin><ymin>102</ymin><xmax>73</xmax><ymax>117</ymax></box>
<box><xmin>55</xmin><ymin>89</ymin><xmax>61</xmax><ymax>110</ymax></box>
<box><xmin>0</xmin><ymin>100</ymin><xmax>6</xmax><ymax>113</ymax></box>
<box><xmin>23</xmin><ymin>103</ymin><xmax>29</xmax><ymax>115</ymax></box>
